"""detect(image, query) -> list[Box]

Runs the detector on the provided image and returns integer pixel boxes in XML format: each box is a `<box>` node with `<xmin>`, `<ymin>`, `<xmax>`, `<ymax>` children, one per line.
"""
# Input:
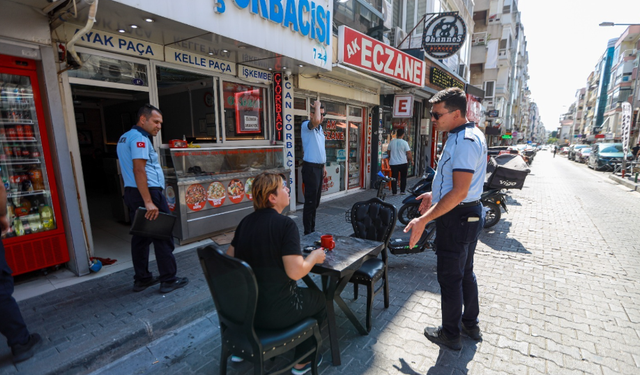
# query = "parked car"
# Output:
<box><xmin>577</xmin><ymin>148</ymin><xmax>591</xmax><ymax>163</ymax></box>
<box><xmin>588</xmin><ymin>143</ymin><xmax>633</xmax><ymax>171</ymax></box>
<box><xmin>560</xmin><ymin>146</ymin><xmax>570</xmax><ymax>155</ymax></box>
<box><xmin>568</xmin><ymin>144</ymin><xmax>590</xmax><ymax>161</ymax></box>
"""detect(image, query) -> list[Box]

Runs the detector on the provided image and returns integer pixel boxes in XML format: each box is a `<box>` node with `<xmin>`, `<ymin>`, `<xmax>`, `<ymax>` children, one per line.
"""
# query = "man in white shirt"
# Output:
<box><xmin>387</xmin><ymin>128</ymin><xmax>412</xmax><ymax>195</ymax></box>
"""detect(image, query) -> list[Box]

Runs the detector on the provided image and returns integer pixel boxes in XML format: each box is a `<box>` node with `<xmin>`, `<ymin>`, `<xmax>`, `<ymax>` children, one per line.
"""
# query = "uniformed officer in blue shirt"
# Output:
<box><xmin>404</xmin><ymin>88</ymin><xmax>487</xmax><ymax>350</ymax></box>
<box><xmin>117</xmin><ymin>104</ymin><xmax>188</xmax><ymax>294</ymax></box>
<box><xmin>300</xmin><ymin>100</ymin><xmax>326</xmax><ymax>235</ymax></box>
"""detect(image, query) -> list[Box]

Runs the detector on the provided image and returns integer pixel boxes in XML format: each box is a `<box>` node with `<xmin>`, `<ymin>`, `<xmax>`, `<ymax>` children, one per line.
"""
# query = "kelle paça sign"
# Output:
<box><xmin>422</xmin><ymin>12</ymin><xmax>467</xmax><ymax>59</ymax></box>
<box><xmin>338</xmin><ymin>26</ymin><xmax>426</xmax><ymax>87</ymax></box>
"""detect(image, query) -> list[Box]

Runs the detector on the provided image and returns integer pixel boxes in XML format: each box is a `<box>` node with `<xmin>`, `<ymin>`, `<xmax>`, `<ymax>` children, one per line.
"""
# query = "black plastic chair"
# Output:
<box><xmin>348</xmin><ymin>197</ymin><xmax>398</xmax><ymax>332</ymax></box>
<box><xmin>198</xmin><ymin>245</ymin><xmax>322</xmax><ymax>375</ymax></box>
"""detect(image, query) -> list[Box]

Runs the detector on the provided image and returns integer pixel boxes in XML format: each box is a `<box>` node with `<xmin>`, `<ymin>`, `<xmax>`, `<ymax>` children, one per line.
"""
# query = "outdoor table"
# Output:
<box><xmin>301</xmin><ymin>232</ymin><xmax>384</xmax><ymax>366</ymax></box>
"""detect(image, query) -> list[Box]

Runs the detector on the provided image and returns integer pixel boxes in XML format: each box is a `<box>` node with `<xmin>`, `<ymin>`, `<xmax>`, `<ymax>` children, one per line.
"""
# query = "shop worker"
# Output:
<box><xmin>117</xmin><ymin>104</ymin><xmax>189</xmax><ymax>294</ymax></box>
<box><xmin>300</xmin><ymin>100</ymin><xmax>326</xmax><ymax>235</ymax></box>
<box><xmin>227</xmin><ymin>172</ymin><xmax>326</xmax><ymax>374</ymax></box>
<box><xmin>0</xmin><ymin>183</ymin><xmax>42</xmax><ymax>362</ymax></box>
<box><xmin>404</xmin><ymin>87</ymin><xmax>487</xmax><ymax>350</ymax></box>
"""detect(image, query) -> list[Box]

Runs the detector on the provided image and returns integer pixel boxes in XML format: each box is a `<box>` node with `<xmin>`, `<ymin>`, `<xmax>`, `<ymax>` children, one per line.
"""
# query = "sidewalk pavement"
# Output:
<box><xmin>609</xmin><ymin>171</ymin><xmax>640</xmax><ymax>191</ymax></box>
<box><xmin>0</xmin><ymin>182</ymin><xmax>413</xmax><ymax>375</ymax></box>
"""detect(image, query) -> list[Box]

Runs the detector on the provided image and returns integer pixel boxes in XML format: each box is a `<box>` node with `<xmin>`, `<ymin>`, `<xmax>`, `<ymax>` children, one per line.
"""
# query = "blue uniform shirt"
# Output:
<box><xmin>432</xmin><ymin>122</ymin><xmax>487</xmax><ymax>204</ymax></box>
<box><xmin>300</xmin><ymin>120</ymin><xmax>326</xmax><ymax>164</ymax></box>
<box><xmin>117</xmin><ymin>126</ymin><xmax>165</xmax><ymax>188</ymax></box>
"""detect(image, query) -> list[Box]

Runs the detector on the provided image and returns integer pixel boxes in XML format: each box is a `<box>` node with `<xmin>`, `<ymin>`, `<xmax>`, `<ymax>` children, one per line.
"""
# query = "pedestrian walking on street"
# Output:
<box><xmin>404</xmin><ymin>87</ymin><xmax>487</xmax><ymax>351</ymax></box>
<box><xmin>117</xmin><ymin>104</ymin><xmax>189</xmax><ymax>294</ymax></box>
<box><xmin>0</xmin><ymin>183</ymin><xmax>42</xmax><ymax>362</ymax></box>
<box><xmin>387</xmin><ymin>128</ymin><xmax>413</xmax><ymax>195</ymax></box>
<box><xmin>300</xmin><ymin>100</ymin><xmax>326</xmax><ymax>235</ymax></box>
<box><xmin>553</xmin><ymin>145</ymin><xmax>557</xmax><ymax>158</ymax></box>
<box><xmin>632</xmin><ymin>142</ymin><xmax>640</xmax><ymax>160</ymax></box>
<box><xmin>227</xmin><ymin>172</ymin><xmax>326</xmax><ymax>373</ymax></box>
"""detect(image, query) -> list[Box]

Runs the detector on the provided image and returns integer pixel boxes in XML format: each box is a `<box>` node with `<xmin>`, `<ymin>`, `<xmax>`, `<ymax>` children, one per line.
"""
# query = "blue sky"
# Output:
<box><xmin>518</xmin><ymin>0</ymin><xmax>640</xmax><ymax>131</ymax></box>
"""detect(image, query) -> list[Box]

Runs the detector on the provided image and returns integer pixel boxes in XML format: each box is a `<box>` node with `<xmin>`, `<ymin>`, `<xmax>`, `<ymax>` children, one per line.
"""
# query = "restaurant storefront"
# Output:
<box><xmin>5</xmin><ymin>0</ymin><xmax>334</xmax><ymax>275</ymax></box>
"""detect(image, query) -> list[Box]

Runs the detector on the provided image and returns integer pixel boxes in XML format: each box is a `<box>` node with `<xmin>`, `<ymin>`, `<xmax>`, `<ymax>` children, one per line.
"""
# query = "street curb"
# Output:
<box><xmin>609</xmin><ymin>174</ymin><xmax>640</xmax><ymax>191</ymax></box>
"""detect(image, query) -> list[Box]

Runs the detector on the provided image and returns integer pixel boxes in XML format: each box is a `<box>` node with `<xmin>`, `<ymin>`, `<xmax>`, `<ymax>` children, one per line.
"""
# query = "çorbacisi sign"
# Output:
<box><xmin>422</xmin><ymin>12</ymin><xmax>467</xmax><ymax>59</ymax></box>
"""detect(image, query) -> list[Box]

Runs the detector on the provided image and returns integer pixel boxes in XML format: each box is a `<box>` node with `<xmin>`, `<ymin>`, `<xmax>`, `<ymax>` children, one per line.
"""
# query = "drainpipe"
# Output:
<box><xmin>63</xmin><ymin>0</ymin><xmax>99</xmax><ymax>69</ymax></box>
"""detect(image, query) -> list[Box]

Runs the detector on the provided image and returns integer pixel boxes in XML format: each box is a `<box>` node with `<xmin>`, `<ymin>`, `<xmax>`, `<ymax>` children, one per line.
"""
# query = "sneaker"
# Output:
<box><xmin>424</xmin><ymin>326</ymin><xmax>461</xmax><ymax>351</ymax></box>
<box><xmin>291</xmin><ymin>353</ymin><xmax>323</xmax><ymax>375</ymax></box>
<box><xmin>230</xmin><ymin>355</ymin><xmax>244</xmax><ymax>363</ymax></box>
<box><xmin>461</xmin><ymin>324</ymin><xmax>483</xmax><ymax>341</ymax></box>
<box><xmin>133</xmin><ymin>276</ymin><xmax>160</xmax><ymax>292</ymax></box>
<box><xmin>159</xmin><ymin>277</ymin><xmax>189</xmax><ymax>294</ymax></box>
<box><xmin>12</xmin><ymin>333</ymin><xmax>42</xmax><ymax>363</ymax></box>
<box><xmin>400</xmin><ymin>191</ymin><xmax>406</xmax><ymax>195</ymax></box>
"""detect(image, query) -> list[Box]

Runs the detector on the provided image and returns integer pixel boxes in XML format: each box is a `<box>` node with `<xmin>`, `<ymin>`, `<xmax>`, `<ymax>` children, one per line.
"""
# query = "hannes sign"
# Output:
<box><xmin>338</xmin><ymin>26</ymin><xmax>425</xmax><ymax>87</ymax></box>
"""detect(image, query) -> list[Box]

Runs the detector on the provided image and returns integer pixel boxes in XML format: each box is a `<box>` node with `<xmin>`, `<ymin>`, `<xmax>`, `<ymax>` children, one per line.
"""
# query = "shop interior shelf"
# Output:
<box><xmin>0</xmin><ymin>137</ymin><xmax>37</xmax><ymax>143</ymax></box>
<box><xmin>7</xmin><ymin>189</ymin><xmax>48</xmax><ymax>198</ymax></box>
<box><xmin>1</xmin><ymin>158</ymin><xmax>41</xmax><ymax>165</ymax></box>
<box><xmin>0</xmin><ymin>119</ymin><xmax>35</xmax><ymax>125</ymax></box>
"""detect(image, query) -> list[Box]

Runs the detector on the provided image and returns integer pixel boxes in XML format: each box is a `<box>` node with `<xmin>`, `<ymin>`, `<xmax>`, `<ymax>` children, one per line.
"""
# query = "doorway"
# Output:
<box><xmin>71</xmin><ymin>85</ymin><xmax>149</xmax><ymax>262</ymax></box>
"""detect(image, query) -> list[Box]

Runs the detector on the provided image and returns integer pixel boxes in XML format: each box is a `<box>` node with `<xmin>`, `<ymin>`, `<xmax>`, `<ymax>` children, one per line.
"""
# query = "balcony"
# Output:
<box><xmin>498</xmin><ymin>49</ymin><xmax>512</xmax><ymax>68</ymax></box>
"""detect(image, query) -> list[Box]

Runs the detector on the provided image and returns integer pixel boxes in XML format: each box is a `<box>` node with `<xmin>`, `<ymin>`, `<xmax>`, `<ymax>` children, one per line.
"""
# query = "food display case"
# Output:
<box><xmin>160</xmin><ymin>146</ymin><xmax>288</xmax><ymax>243</ymax></box>
<box><xmin>0</xmin><ymin>55</ymin><xmax>68</xmax><ymax>275</ymax></box>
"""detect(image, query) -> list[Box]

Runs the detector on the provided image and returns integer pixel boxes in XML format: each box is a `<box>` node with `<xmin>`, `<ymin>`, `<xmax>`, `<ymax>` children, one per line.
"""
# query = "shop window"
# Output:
<box><xmin>156</xmin><ymin>66</ymin><xmax>216</xmax><ymax>144</ymax></box>
<box><xmin>222</xmin><ymin>81</ymin><xmax>267</xmax><ymax>141</ymax></box>
<box><xmin>349</xmin><ymin>106</ymin><xmax>363</xmax><ymax>117</ymax></box>
<box><xmin>68</xmin><ymin>53</ymin><xmax>148</xmax><ymax>86</ymax></box>
<box><xmin>294</xmin><ymin>97</ymin><xmax>307</xmax><ymax>110</ymax></box>
<box><xmin>325</xmin><ymin>101</ymin><xmax>346</xmax><ymax>117</ymax></box>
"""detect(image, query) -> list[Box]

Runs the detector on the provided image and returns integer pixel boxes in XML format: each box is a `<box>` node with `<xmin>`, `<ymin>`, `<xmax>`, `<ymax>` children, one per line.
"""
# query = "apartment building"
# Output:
<box><xmin>469</xmin><ymin>0</ymin><xmax>530</xmax><ymax>145</ymax></box>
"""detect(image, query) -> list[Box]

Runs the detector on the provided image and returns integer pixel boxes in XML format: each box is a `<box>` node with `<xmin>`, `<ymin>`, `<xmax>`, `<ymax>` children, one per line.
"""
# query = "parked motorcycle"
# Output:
<box><xmin>397</xmin><ymin>167</ymin><xmax>436</xmax><ymax>225</ymax></box>
<box><xmin>481</xmin><ymin>187</ymin><xmax>508</xmax><ymax>228</ymax></box>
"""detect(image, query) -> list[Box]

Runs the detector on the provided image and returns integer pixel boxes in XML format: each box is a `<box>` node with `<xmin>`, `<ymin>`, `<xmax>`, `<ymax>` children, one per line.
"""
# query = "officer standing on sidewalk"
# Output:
<box><xmin>404</xmin><ymin>87</ymin><xmax>487</xmax><ymax>350</ymax></box>
<box><xmin>300</xmin><ymin>100</ymin><xmax>326</xmax><ymax>235</ymax></box>
<box><xmin>117</xmin><ymin>104</ymin><xmax>188</xmax><ymax>294</ymax></box>
<box><xmin>0</xmin><ymin>183</ymin><xmax>42</xmax><ymax>362</ymax></box>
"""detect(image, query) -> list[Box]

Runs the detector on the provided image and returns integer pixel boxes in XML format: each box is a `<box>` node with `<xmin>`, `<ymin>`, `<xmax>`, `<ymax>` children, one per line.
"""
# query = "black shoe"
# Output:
<box><xmin>133</xmin><ymin>276</ymin><xmax>160</xmax><ymax>292</ymax></box>
<box><xmin>12</xmin><ymin>333</ymin><xmax>42</xmax><ymax>363</ymax></box>
<box><xmin>159</xmin><ymin>277</ymin><xmax>189</xmax><ymax>294</ymax></box>
<box><xmin>461</xmin><ymin>324</ymin><xmax>483</xmax><ymax>341</ymax></box>
<box><xmin>424</xmin><ymin>326</ymin><xmax>461</xmax><ymax>350</ymax></box>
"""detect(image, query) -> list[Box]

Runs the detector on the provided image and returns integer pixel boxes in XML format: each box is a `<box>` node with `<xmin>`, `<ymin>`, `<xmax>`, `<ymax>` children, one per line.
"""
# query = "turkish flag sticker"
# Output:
<box><xmin>136</xmin><ymin>142</ymin><xmax>145</xmax><ymax>148</ymax></box>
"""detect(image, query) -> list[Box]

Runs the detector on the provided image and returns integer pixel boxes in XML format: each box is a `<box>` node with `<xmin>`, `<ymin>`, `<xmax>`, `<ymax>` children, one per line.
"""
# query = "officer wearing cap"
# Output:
<box><xmin>404</xmin><ymin>87</ymin><xmax>487</xmax><ymax>350</ymax></box>
<box><xmin>300</xmin><ymin>100</ymin><xmax>326</xmax><ymax>235</ymax></box>
<box><xmin>117</xmin><ymin>104</ymin><xmax>188</xmax><ymax>294</ymax></box>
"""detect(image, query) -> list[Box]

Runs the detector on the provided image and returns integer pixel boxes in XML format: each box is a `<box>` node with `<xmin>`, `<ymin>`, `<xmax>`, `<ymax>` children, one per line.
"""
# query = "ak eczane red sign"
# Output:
<box><xmin>338</xmin><ymin>26</ymin><xmax>426</xmax><ymax>87</ymax></box>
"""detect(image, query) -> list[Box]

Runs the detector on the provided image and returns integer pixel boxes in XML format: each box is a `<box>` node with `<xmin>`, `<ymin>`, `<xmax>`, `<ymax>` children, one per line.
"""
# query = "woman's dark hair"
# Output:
<box><xmin>429</xmin><ymin>87</ymin><xmax>467</xmax><ymax>117</ymax></box>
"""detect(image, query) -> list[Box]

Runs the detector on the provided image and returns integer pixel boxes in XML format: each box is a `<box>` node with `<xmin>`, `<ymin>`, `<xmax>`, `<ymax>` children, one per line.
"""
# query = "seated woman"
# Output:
<box><xmin>227</xmin><ymin>172</ymin><xmax>326</xmax><ymax>375</ymax></box>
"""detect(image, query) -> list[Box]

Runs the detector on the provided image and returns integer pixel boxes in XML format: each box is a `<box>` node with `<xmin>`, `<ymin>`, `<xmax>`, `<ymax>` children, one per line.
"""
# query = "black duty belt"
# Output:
<box><xmin>458</xmin><ymin>200</ymin><xmax>480</xmax><ymax>207</ymax></box>
<box><xmin>303</xmin><ymin>161</ymin><xmax>325</xmax><ymax>168</ymax></box>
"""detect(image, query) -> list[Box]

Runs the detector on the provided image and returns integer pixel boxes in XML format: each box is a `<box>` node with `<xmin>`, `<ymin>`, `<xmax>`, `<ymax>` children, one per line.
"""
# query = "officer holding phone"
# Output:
<box><xmin>404</xmin><ymin>88</ymin><xmax>487</xmax><ymax>350</ymax></box>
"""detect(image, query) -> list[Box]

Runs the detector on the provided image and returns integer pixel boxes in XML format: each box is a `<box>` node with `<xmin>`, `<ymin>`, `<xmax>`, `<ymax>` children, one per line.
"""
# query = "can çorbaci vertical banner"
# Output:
<box><xmin>422</xmin><ymin>12</ymin><xmax>467</xmax><ymax>60</ymax></box>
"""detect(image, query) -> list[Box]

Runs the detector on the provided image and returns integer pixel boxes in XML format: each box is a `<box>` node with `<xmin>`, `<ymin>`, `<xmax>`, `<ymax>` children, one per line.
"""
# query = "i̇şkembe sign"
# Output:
<box><xmin>422</xmin><ymin>12</ymin><xmax>467</xmax><ymax>59</ymax></box>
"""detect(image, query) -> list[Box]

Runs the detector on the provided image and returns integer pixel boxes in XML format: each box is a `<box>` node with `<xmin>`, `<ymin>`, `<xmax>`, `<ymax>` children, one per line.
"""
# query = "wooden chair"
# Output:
<box><xmin>198</xmin><ymin>245</ymin><xmax>322</xmax><ymax>375</ymax></box>
<box><xmin>348</xmin><ymin>198</ymin><xmax>397</xmax><ymax>332</ymax></box>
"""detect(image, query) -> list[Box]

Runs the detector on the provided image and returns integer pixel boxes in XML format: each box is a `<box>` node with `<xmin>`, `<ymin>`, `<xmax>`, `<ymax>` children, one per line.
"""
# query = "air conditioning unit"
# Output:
<box><xmin>390</xmin><ymin>27</ymin><xmax>408</xmax><ymax>48</ymax></box>
<box><xmin>485</xmin><ymin>100</ymin><xmax>494</xmax><ymax>107</ymax></box>
<box><xmin>458</xmin><ymin>64</ymin><xmax>467</xmax><ymax>77</ymax></box>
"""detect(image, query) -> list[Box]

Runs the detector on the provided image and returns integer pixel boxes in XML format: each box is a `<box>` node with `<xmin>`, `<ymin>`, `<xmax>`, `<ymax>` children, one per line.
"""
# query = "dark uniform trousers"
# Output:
<box><xmin>301</xmin><ymin>162</ymin><xmax>324</xmax><ymax>235</ymax></box>
<box><xmin>435</xmin><ymin>203</ymin><xmax>484</xmax><ymax>338</ymax></box>
<box><xmin>0</xmin><ymin>242</ymin><xmax>30</xmax><ymax>348</ymax></box>
<box><xmin>390</xmin><ymin>163</ymin><xmax>408</xmax><ymax>194</ymax></box>
<box><xmin>124</xmin><ymin>187</ymin><xmax>177</xmax><ymax>283</ymax></box>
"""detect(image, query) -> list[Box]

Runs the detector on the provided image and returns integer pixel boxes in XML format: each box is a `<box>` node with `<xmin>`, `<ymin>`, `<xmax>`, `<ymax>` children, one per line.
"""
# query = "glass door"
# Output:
<box><xmin>0</xmin><ymin>73</ymin><xmax>57</xmax><ymax>237</ymax></box>
<box><xmin>347</xmin><ymin>106</ymin><xmax>364</xmax><ymax>189</ymax></box>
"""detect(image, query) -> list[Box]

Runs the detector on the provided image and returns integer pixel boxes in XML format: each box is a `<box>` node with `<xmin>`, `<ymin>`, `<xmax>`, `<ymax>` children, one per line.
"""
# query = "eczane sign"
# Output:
<box><xmin>338</xmin><ymin>26</ymin><xmax>426</xmax><ymax>87</ymax></box>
